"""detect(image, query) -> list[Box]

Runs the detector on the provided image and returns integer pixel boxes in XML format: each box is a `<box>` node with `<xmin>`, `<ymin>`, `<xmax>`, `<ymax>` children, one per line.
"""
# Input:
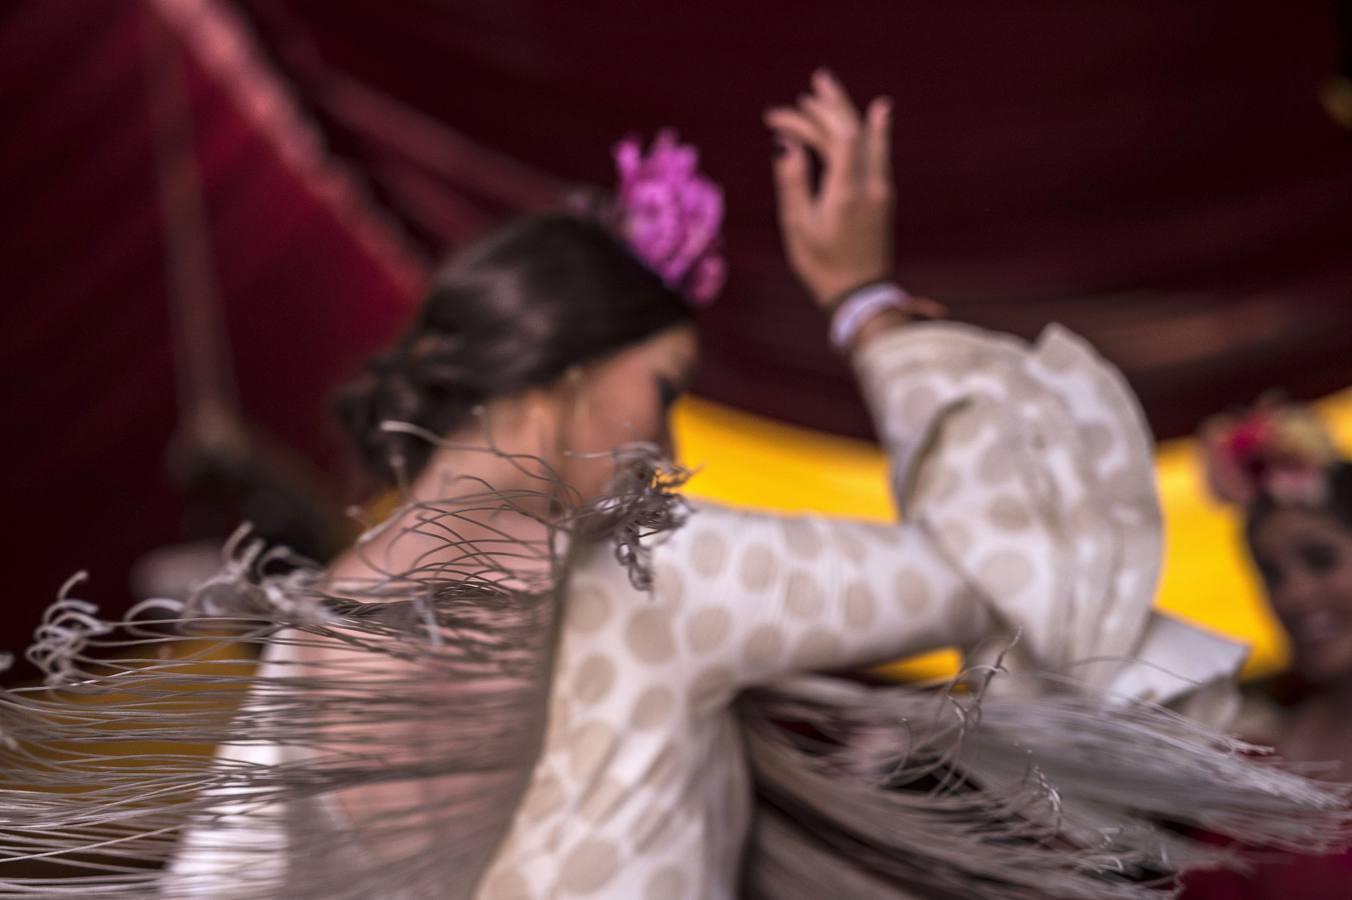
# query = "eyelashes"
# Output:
<box><xmin>1256</xmin><ymin>542</ymin><xmax>1343</xmax><ymax>588</ymax></box>
<box><xmin>657</xmin><ymin>375</ymin><xmax>682</xmax><ymax>411</ymax></box>
<box><xmin>1300</xmin><ymin>542</ymin><xmax>1340</xmax><ymax>574</ymax></box>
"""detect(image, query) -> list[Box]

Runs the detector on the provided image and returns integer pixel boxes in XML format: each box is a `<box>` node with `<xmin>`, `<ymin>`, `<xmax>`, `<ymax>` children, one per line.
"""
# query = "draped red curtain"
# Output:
<box><xmin>0</xmin><ymin>2</ymin><xmax>414</xmax><ymax>672</ymax></box>
<box><xmin>234</xmin><ymin>0</ymin><xmax>1352</xmax><ymax>439</ymax></box>
<box><xmin>2</xmin><ymin>0</ymin><xmax>1350</xmax><ymax>669</ymax></box>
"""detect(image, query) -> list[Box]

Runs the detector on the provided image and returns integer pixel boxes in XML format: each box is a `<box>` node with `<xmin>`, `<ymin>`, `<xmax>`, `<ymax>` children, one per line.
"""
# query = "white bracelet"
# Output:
<box><xmin>829</xmin><ymin>283</ymin><xmax>913</xmax><ymax>352</ymax></box>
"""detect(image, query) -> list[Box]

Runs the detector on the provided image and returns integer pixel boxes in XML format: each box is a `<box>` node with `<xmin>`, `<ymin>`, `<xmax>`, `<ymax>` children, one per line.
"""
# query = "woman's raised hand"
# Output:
<box><xmin>764</xmin><ymin>69</ymin><xmax>896</xmax><ymax>309</ymax></box>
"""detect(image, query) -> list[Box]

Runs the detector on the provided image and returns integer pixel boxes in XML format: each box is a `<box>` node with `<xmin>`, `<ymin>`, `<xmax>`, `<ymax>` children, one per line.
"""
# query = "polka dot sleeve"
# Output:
<box><xmin>651</xmin><ymin>320</ymin><xmax>1174</xmax><ymax>696</ymax></box>
<box><xmin>651</xmin><ymin>502</ymin><xmax>988</xmax><ymax>690</ymax></box>
<box><xmin>849</xmin><ymin>320</ymin><xmax>1166</xmax><ymax>682</ymax></box>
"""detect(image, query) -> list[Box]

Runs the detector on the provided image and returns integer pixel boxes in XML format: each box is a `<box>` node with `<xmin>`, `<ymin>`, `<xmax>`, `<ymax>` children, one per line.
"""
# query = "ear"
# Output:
<box><xmin>564</xmin><ymin>364</ymin><xmax>586</xmax><ymax>385</ymax></box>
<box><xmin>561</xmin><ymin>364</ymin><xmax>587</xmax><ymax>408</ymax></box>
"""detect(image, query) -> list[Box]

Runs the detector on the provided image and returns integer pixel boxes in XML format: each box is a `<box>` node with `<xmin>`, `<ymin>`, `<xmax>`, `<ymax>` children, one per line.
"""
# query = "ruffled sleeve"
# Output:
<box><xmin>852</xmin><ymin>320</ymin><xmax>1246</xmax><ymax>716</ymax></box>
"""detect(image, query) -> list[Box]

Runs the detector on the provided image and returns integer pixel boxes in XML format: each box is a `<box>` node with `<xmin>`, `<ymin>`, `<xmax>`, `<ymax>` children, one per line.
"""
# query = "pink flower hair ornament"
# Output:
<box><xmin>572</xmin><ymin>130</ymin><xmax>726</xmax><ymax>308</ymax></box>
<box><xmin>1200</xmin><ymin>396</ymin><xmax>1340</xmax><ymax>508</ymax></box>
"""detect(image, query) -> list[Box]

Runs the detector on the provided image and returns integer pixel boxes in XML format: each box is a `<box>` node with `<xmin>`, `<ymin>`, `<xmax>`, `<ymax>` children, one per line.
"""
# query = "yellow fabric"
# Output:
<box><xmin>671</xmin><ymin>386</ymin><xmax>1352</xmax><ymax>681</ymax></box>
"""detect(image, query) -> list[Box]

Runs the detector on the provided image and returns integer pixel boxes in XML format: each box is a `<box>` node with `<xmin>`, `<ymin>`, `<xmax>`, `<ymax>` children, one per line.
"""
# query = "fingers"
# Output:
<box><xmin>767</xmin><ymin>70</ymin><xmax>888</xmax><ymax>200</ymax></box>
<box><xmin>810</xmin><ymin>68</ymin><xmax>862</xmax><ymax>133</ymax></box>
<box><xmin>864</xmin><ymin>95</ymin><xmax>893</xmax><ymax>185</ymax></box>
<box><xmin>797</xmin><ymin>93</ymin><xmax>839</xmax><ymax>144</ymax></box>
<box><xmin>767</xmin><ymin>70</ymin><xmax>863</xmax><ymax>154</ymax></box>
<box><xmin>770</xmin><ymin>137</ymin><xmax>813</xmax><ymax>227</ymax></box>
<box><xmin>763</xmin><ymin>107</ymin><xmax>827</xmax><ymax>155</ymax></box>
<box><xmin>805</xmin><ymin>70</ymin><xmax>862</xmax><ymax>177</ymax></box>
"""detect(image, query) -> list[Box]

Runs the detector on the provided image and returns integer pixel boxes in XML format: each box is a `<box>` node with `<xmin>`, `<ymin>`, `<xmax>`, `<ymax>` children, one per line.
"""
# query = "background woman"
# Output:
<box><xmin>1183</xmin><ymin>406</ymin><xmax>1352</xmax><ymax>898</ymax></box>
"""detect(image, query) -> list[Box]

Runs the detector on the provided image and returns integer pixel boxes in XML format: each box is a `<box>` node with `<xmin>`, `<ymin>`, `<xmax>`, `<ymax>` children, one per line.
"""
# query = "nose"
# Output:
<box><xmin>1272</xmin><ymin>568</ymin><xmax>1325</xmax><ymax>618</ymax></box>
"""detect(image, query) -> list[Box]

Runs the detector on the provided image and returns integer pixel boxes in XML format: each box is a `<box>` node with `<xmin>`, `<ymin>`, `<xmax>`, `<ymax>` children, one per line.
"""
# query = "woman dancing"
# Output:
<box><xmin>2</xmin><ymin>71</ymin><xmax>1347</xmax><ymax>900</ymax></box>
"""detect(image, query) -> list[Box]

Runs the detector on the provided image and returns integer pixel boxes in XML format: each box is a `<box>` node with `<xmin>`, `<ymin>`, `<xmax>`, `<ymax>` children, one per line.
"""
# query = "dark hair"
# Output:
<box><xmin>1245</xmin><ymin>461</ymin><xmax>1352</xmax><ymax>545</ymax></box>
<box><xmin>337</xmin><ymin>213</ymin><xmax>693</xmax><ymax>484</ymax></box>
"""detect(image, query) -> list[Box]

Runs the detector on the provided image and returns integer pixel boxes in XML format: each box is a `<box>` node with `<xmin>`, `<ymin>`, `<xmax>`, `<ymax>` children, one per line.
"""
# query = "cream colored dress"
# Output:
<box><xmin>161</xmin><ymin>321</ymin><xmax>1256</xmax><ymax>899</ymax></box>
<box><xmin>469</xmin><ymin>321</ymin><xmax>1247</xmax><ymax>899</ymax></box>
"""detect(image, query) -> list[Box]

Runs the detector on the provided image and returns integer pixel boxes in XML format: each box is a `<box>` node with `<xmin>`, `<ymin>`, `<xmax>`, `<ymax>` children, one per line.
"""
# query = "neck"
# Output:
<box><xmin>332</xmin><ymin>423</ymin><xmax>562</xmax><ymax>589</ymax></box>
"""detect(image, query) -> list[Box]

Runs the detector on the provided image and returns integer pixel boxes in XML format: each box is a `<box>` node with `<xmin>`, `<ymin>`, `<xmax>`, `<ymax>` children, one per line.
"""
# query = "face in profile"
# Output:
<box><xmin>1250</xmin><ymin>506</ymin><xmax>1352</xmax><ymax>685</ymax></box>
<box><xmin>557</xmin><ymin>323</ymin><xmax>699</xmax><ymax>502</ymax></box>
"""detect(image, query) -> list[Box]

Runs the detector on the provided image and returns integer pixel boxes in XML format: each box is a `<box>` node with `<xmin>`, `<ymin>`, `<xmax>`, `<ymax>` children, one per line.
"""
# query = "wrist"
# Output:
<box><xmin>828</xmin><ymin>282</ymin><xmax>915</xmax><ymax>353</ymax></box>
<box><xmin>850</xmin><ymin>307</ymin><xmax>912</xmax><ymax>351</ymax></box>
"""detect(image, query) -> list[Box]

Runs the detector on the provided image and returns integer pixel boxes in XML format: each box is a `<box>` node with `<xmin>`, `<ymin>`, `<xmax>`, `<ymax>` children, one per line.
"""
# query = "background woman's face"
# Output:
<box><xmin>558</xmin><ymin>323</ymin><xmax>699</xmax><ymax>501</ymax></box>
<box><xmin>1250</xmin><ymin>506</ymin><xmax>1352</xmax><ymax>685</ymax></box>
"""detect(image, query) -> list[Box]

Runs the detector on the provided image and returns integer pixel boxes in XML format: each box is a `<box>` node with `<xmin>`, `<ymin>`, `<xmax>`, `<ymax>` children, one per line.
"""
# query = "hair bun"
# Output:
<box><xmin>334</xmin><ymin>361</ymin><xmax>412</xmax><ymax>484</ymax></box>
<box><xmin>337</xmin><ymin>341</ymin><xmax>487</xmax><ymax>485</ymax></box>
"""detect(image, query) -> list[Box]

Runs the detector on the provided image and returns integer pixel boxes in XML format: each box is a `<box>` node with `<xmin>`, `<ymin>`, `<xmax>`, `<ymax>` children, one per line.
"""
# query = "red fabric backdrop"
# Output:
<box><xmin>1</xmin><ymin>2</ymin><xmax>414</xmax><ymax>673</ymax></box>
<box><xmin>2</xmin><ymin>0</ymin><xmax>1350</xmax><ymax>669</ymax></box>
<box><xmin>235</xmin><ymin>0</ymin><xmax>1352</xmax><ymax>438</ymax></box>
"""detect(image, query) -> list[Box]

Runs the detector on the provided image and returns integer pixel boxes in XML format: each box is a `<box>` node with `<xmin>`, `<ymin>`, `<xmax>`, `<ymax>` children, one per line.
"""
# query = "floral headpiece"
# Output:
<box><xmin>584</xmin><ymin>130</ymin><xmax>725</xmax><ymax>307</ymax></box>
<box><xmin>1200</xmin><ymin>396</ymin><xmax>1341</xmax><ymax>508</ymax></box>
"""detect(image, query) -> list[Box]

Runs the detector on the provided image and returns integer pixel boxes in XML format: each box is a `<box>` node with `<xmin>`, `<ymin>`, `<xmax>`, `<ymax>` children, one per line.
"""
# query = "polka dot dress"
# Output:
<box><xmin>165</xmin><ymin>321</ymin><xmax>1262</xmax><ymax>898</ymax></box>
<box><xmin>477</xmin><ymin>503</ymin><xmax>980</xmax><ymax>899</ymax></box>
<box><xmin>477</xmin><ymin>321</ymin><xmax>1178</xmax><ymax>898</ymax></box>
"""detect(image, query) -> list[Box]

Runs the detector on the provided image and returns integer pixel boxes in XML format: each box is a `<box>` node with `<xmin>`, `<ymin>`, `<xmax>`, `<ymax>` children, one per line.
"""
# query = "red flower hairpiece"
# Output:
<box><xmin>610</xmin><ymin>130</ymin><xmax>725</xmax><ymax>307</ymax></box>
<box><xmin>1200</xmin><ymin>397</ymin><xmax>1339</xmax><ymax>508</ymax></box>
<box><xmin>567</xmin><ymin>131</ymin><xmax>726</xmax><ymax>307</ymax></box>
